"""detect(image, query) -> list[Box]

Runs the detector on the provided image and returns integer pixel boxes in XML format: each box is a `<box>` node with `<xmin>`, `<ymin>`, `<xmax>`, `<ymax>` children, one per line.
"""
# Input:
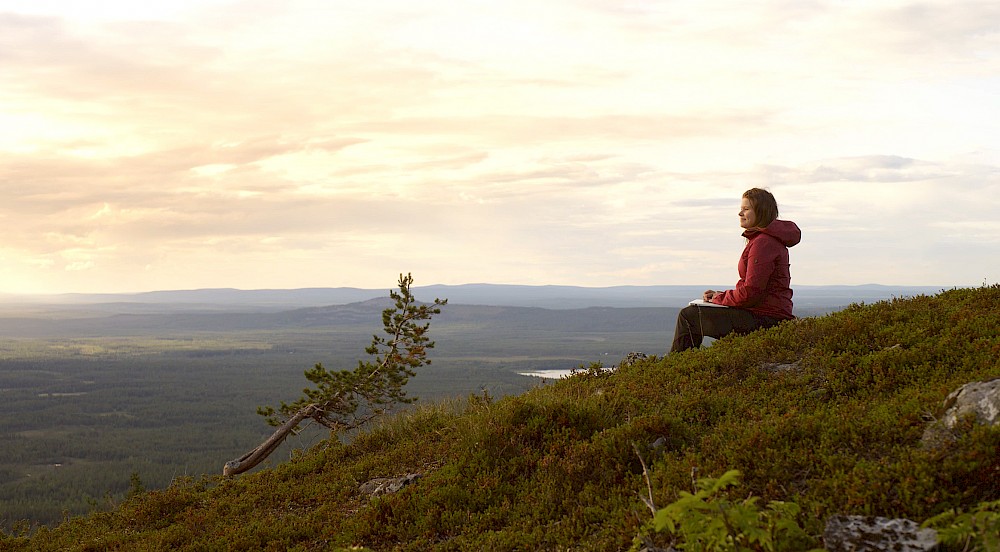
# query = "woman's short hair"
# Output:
<box><xmin>743</xmin><ymin>188</ymin><xmax>779</xmax><ymax>228</ymax></box>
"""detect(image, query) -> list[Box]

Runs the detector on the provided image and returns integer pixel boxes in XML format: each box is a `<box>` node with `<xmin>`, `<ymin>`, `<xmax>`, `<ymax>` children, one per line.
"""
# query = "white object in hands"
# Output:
<box><xmin>688</xmin><ymin>299</ymin><xmax>728</xmax><ymax>308</ymax></box>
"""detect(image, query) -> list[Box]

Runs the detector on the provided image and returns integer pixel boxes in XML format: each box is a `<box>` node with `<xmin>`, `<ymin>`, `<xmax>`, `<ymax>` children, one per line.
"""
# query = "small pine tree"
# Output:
<box><xmin>126</xmin><ymin>471</ymin><xmax>145</xmax><ymax>499</ymax></box>
<box><xmin>258</xmin><ymin>272</ymin><xmax>447</xmax><ymax>430</ymax></box>
<box><xmin>225</xmin><ymin>273</ymin><xmax>446</xmax><ymax>476</ymax></box>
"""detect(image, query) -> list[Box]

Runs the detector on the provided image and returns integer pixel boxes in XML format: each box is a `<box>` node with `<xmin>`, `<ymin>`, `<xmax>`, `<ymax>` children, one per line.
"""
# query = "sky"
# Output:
<box><xmin>1</xmin><ymin>0</ymin><xmax>998</xmax><ymax>295</ymax></box>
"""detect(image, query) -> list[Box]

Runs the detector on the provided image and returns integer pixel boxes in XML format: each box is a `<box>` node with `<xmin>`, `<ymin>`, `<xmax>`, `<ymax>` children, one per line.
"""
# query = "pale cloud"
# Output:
<box><xmin>0</xmin><ymin>0</ymin><xmax>998</xmax><ymax>293</ymax></box>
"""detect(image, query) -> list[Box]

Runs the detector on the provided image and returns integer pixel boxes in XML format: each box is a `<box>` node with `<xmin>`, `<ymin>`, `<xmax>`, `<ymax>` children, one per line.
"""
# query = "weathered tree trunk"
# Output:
<box><xmin>223</xmin><ymin>404</ymin><xmax>320</xmax><ymax>477</ymax></box>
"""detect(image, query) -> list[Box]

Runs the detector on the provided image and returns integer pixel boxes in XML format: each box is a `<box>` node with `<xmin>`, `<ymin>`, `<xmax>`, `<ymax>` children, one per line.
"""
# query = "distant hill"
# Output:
<box><xmin>0</xmin><ymin>282</ymin><xmax>949</xmax><ymax>339</ymax></box>
<box><xmin>0</xmin><ymin>283</ymin><xmax>948</xmax><ymax>338</ymax></box>
<box><xmin>1</xmin><ymin>283</ymin><xmax>947</xmax><ymax>311</ymax></box>
<box><xmin>0</xmin><ymin>299</ymin><xmax>674</xmax><ymax>339</ymax></box>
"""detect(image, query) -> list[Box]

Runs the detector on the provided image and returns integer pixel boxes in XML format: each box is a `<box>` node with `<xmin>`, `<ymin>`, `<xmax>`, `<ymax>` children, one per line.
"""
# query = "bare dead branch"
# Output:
<box><xmin>633</xmin><ymin>442</ymin><xmax>657</xmax><ymax>515</ymax></box>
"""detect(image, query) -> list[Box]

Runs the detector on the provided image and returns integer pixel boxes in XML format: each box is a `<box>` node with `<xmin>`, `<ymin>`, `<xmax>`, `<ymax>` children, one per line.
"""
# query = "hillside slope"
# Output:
<box><xmin>3</xmin><ymin>286</ymin><xmax>998</xmax><ymax>550</ymax></box>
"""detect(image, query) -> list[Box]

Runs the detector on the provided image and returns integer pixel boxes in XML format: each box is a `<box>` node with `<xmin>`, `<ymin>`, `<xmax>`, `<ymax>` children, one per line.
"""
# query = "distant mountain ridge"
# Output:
<box><xmin>0</xmin><ymin>300</ymin><xmax>671</xmax><ymax>339</ymax></box>
<box><xmin>2</xmin><ymin>283</ymin><xmax>948</xmax><ymax>310</ymax></box>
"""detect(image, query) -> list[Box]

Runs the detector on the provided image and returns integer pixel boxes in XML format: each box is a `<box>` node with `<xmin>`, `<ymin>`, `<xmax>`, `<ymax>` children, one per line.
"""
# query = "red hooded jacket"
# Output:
<box><xmin>711</xmin><ymin>219</ymin><xmax>801</xmax><ymax>320</ymax></box>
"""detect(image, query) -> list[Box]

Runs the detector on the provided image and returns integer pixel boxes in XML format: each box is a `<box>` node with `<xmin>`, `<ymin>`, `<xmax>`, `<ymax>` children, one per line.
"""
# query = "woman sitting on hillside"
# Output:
<box><xmin>670</xmin><ymin>188</ymin><xmax>801</xmax><ymax>353</ymax></box>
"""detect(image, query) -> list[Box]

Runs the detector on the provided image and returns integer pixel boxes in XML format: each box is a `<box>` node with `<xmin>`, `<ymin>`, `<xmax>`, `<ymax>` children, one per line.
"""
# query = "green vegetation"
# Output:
<box><xmin>2</xmin><ymin>286</ymin><xmax>999</xmax><ymax>550</ymax></box>
<box><xmin>0</xmin><ymin>299</ymin><xmax>663</xmax><ymax>530</ymax></box>
<box><xmin>635</xmin><ymin>469</ymin><xmax>818</xmax><ymax>551</ymax></box>
<box><xmin>923</xmin><ymin>499</ymin><xmax>1000</xmax><ymax>551</ymax></box>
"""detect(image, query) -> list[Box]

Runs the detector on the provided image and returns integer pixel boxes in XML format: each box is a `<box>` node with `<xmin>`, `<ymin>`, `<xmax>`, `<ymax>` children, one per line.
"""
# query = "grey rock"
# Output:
<box><xmin>940</xmin><ymin>377</ymin><xmax>1000</xmax><ymax>428</ymax></box>
<box><xmin>761</xmin><ymin>359</ymin><xmax>802</xmax><ymax>373</ymax></box>
<box><xmin>823</xmin><ymin>515</ymin><xmax>938</xmax><ymax>552</ymax></box>
<box><xmin>359</xmin><ymin>473</ymin><xmax>421</xmax><ymax>497</ymax></box>
<box><xmin>922</xmin><ymin>377</ymin><xmax>1000</xmax><ymax>448</ymax></box>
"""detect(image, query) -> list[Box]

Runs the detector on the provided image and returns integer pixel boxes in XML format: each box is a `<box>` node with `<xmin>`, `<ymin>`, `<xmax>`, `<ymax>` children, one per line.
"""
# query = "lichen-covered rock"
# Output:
<box><xmin>823</xmin><ymin>515</ymin><xmax>938</xmax><ymax>551</ymax></box>
<box><xmin>760</xmin><ymin>359</ymin><xmax>802</xmax><ymax>373</ymax></box>
<box><xmin>359</xmin><ymin>473</ymin><xmax>421</xmax><ymax>497</ymax></box>
<box><xmin>922</xmin><ymin>377</ymin><xmax>1000</xmax><ymax>448</ymax></box>
<box><xmin>940</xmin><ymin>377</ymin><xmax>1000</xmax><ymax>427</ymax></box>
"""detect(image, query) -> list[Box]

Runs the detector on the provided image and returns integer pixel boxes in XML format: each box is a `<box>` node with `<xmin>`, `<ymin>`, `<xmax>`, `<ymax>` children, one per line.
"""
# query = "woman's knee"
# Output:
<box><xmin>679</xmin><ymin>305</ymin><xmax>701</xmax><ymax>320</ymax></box>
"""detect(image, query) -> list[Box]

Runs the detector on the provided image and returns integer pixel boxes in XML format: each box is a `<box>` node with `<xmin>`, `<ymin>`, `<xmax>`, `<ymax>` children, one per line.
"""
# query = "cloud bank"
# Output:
<box><xmin>0</xmin><ymin>0</ymin><xmax>998</xmax><ymax>293</ymax></box>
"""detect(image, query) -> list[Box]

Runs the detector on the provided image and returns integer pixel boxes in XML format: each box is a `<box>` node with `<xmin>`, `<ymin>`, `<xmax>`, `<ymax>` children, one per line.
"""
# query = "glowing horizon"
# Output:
<box><xmin>1</xmin><ymin>0</ymin><xmax>998</xmax><ymax>294</ymax></box>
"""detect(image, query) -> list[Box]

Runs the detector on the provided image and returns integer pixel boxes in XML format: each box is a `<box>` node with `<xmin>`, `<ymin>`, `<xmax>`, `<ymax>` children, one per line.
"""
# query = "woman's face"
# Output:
<box><xmin>739</xmin><ymin>197</ymin><xmax>755</xmax><ymax>229</ymax></box>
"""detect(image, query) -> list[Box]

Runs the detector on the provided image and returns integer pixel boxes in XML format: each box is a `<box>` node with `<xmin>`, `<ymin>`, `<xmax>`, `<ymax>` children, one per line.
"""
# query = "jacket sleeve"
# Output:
<box><xmin>713</xmin><ymin>237</ymin><xmax>781</xmax><ymax>308</ymax></box>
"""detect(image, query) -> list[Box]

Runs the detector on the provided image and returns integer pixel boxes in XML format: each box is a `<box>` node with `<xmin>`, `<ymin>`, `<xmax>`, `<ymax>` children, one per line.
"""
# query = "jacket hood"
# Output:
<box><xmin>746</xmin><ymin>219</ymin><xmax>801</xmax><ymax>247</ymax></box>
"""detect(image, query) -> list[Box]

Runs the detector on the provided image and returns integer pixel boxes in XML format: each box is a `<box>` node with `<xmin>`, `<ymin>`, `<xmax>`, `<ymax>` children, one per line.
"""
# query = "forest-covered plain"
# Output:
<box><xmin>0</xmin><ymin>301</ymin><xmax>671</xmax><ymax>531</ymax></box>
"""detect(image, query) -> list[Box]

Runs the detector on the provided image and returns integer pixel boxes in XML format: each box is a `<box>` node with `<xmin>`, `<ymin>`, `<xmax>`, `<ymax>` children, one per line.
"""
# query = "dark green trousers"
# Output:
<box><xmin>670</xmin><ymin>304</ymin><xmax>778</xmax><ymax>353</ymax></box>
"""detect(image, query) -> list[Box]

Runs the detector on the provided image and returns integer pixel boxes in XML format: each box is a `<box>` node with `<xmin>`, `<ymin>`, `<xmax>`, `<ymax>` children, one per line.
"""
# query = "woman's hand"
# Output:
<box><xmin>703</xmin><ymin>290</ymin><xmax>717</xmax><ymax>301</ymax></box>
